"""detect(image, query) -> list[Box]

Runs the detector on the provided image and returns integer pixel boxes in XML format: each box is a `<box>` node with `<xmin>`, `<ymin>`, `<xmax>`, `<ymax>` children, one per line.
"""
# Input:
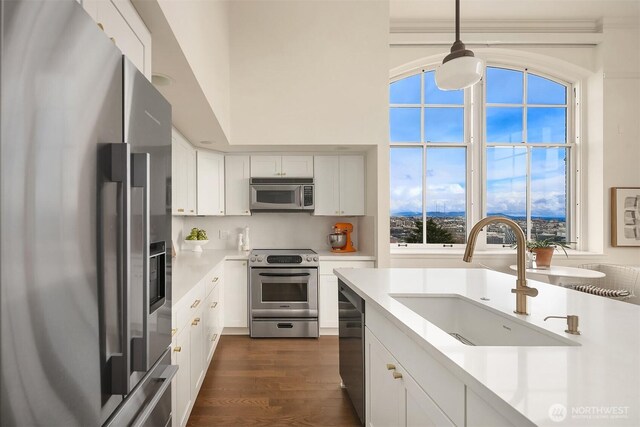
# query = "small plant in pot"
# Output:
<box><xmin>525</xmin><ymin>239</ymin><xmax>571</xmax><ymax>268</ymax></box>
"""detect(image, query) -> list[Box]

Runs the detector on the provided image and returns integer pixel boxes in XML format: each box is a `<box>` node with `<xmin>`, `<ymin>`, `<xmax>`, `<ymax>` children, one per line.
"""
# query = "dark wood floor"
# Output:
<box><xmin>187</xmin><ymin>335</ymin><xmax>361</xmax><ymax>426</ymax></box>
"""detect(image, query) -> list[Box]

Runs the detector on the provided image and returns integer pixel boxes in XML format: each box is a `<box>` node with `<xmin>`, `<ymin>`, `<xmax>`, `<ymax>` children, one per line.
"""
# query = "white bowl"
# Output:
<box><xmin>184</xmin><ymin>239</ymin><xmax>209</xmax><ymax>252</ymax></box>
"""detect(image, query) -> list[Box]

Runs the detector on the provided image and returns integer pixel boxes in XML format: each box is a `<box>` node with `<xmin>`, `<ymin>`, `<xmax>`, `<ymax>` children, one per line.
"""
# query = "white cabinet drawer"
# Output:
<box><xmin>205</xmin><ymin>263</ymin><xmax>223</xmax><ymax>297</ymax></box>
<box><xmin>175</xmin><ymin>280</ymin><xmax>205</xmax><ymax>332</ymax></box>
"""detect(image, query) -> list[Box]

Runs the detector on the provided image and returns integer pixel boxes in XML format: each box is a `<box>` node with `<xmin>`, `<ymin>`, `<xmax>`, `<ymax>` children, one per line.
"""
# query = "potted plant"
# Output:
<box><xmin>525</xmin><ymin>239</ymin><xmax>571</xmax><ymax>268</ymax></box>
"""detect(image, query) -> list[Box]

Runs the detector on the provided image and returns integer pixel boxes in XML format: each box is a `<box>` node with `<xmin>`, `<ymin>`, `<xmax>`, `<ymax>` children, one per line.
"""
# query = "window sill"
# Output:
<box><xmin>390</xmin><ymin>247</ymin><xmax>604</xmax><ymax>259</ymax></box>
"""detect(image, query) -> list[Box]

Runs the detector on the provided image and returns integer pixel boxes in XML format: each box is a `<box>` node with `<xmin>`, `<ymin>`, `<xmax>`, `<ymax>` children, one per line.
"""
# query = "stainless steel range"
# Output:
<box><xmin>249</xmin><ymin>249</ymin><xmax>319</xmax><ymax>338</ymax></box>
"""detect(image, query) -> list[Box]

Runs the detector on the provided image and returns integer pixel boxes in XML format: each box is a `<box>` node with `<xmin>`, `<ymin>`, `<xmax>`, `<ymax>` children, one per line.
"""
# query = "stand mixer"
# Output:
<box><xmin>328</xmin><ymin>222</ymin><xmax>356</xmax><ymax>253</ymax></box>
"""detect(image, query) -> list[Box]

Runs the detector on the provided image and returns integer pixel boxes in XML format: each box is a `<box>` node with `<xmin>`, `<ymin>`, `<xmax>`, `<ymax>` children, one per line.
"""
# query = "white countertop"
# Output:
<box><xmin>172</xmin><ymin>249</ymin><xmax>248</xmax><ymax>302</ymax></box>
<box><xmin>315</xmin><ymin>249</ymin><xmax>376</xmax><ymax>261</ymax></box>
<box><xmin>334</xmin><ymin>267</ymin><xmax>640</xmax><ymax>426</ymax></box>
<box><xmin>171</xmin><ymin>248</ymin><xmax>374</xmax><ymax>303</ymax></box>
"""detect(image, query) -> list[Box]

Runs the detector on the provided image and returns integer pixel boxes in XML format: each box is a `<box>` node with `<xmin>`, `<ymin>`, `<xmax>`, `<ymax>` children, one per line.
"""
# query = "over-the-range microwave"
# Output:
<box><xmin>250</xmin><ymin>178</ymin><xmax>314</xmax><ymax>212</ymax></box>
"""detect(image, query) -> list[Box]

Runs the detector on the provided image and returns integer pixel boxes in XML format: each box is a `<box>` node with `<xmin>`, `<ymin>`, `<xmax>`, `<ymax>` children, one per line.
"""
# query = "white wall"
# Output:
<box><xmin>387</xmin><ymin>21</ymin><xmax>640</xmax><ymax>269</ymax></box>
<box><xmin>177</xmin><ymin>214</ymin><xmax>366</xmax><ymax>254</ymax></box>
<box><xmin>157</xmin><ymin>0</ymin><xmax>231</xmax><ymax>140</ymax></box>
<box><xmin>229</xmin><ymin>0</ymin><xmax>389</xmax><ymax>146</ymax></box>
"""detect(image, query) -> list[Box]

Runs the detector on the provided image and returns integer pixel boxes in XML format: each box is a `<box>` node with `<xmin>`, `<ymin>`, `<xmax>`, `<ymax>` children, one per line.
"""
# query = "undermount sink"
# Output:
<box><xmin>392</xmin><ymin>295</ymin><xmax>580</xmax><ymax>347</ymax></box>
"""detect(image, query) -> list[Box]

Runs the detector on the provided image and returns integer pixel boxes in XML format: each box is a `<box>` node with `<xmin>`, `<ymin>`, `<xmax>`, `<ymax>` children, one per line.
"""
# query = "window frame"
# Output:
<box><xmin>390</xmin><ymin>64</ymin><xmax>579</xmax><ymax>250</ymax></box>
<box><xmin>390</xmin><ymin>68</ymin><xmax>472</xmax><ymax>248</ymax></box>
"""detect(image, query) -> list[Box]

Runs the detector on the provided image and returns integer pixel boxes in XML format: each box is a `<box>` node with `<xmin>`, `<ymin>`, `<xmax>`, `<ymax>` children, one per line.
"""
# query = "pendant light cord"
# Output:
<box><xmin>455</xmin><ymin>0</ymin><xmax>460</xmax><ymax>42</ymax></box>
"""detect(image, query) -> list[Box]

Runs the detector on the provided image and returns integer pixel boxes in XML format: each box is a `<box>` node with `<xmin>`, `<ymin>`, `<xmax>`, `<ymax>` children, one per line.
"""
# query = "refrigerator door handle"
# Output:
<box><xmin>131</xmin><ymin>153</ymin><xmax>150</xmax><ymax>372</ymax></box>
<box><xmin>106</xmin><ymin>143</ymin><xmax>132</xmax><ymax>395</ymax></box>
<box><xmin>130</xmin><ymin>365</ymin><xmax>178</xmax><ymax>427</ymax></box>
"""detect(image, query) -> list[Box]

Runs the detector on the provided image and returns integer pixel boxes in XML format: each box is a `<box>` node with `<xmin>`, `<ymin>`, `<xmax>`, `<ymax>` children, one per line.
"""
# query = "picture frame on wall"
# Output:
<box><xmin>611</xmin><ymin>187</ymin><xmax>640</xmax><ymax>247</ymax></box>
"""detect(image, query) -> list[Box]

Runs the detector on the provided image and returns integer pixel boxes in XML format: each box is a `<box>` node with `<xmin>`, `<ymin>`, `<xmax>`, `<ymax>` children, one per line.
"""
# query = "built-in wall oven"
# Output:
<box><xmin>249</xmin><ymin>249</ymin><xmax>319</xmax><ymax>338</ymax></box>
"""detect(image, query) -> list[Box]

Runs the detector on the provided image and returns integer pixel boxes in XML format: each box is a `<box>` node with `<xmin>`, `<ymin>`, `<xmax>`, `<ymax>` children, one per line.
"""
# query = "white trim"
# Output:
<box><xmin>390</xmin><ymin>33</ymin><xmax>604</xmax><ymax>47</ymax></box>
<box><xmin>391</xmin><ymin>19</ymin><xmax>601</xmax><ymax>34</ymax></box>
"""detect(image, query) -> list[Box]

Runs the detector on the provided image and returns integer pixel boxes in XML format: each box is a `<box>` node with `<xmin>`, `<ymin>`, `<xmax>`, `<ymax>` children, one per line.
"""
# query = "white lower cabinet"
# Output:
<box><xmin>223</xmin><ymin>260</ymin><xmax>248</xmax><ymax>329</ymax></box>
<box><xmin>319</xmin><ymin>260</ymin><xmax>374</xmax><ymax>334</ymax></box>
<box><xmin>172</xmin><ymin>328</ymin><xmax>192</xmax><ymax>427</ymax></box>
<box><xmin>319</xmin><ymin>274</ymin><xmax>339</xmax><ymax>329</ymax></box>
<box><xmin>366</xmin><ymin>328</ymin><xmax>454</xmax><ymax>427</ymax></box>
<box><xmin>172</xmin><ymin>262</ymin><xmax>225</xmax><ymax>427</ymax></box>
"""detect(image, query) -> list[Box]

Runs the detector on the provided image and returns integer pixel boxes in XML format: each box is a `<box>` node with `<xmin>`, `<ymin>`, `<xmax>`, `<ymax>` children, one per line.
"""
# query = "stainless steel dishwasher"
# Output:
<box><xmin>338</xmin><ymin>280</ymin><xmax>365</xmax><ymax>427</ymax></box>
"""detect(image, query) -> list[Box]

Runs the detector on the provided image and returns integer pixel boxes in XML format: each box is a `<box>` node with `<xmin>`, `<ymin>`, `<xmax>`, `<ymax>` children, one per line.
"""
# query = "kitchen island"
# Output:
<box><xmin>334</xmin><ymin>267</ymin><xmax>640</xmax><ymax>426</ymax></box>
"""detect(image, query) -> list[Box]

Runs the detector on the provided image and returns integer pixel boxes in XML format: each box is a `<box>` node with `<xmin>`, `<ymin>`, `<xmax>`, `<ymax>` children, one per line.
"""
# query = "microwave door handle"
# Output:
<box><xmin>297</xmin><ymin>186</ymin><xmax>303</xmax><ymax>208</ymax></box>
<box><xmin>131</xmin><ymin>153</ymin><xmax>150</xmax><ymax>372</ymax></box>
<box><xmin>106</xmin><ymin>144</ymin><xmax>131</xmax><ymax>395</ymax></box>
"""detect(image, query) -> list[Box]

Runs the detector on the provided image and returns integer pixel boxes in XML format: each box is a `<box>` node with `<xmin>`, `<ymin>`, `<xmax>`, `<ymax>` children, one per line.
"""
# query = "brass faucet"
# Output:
<box><xmin>463</xmin><ymin>216</ymin><xmax>538</xmax><ymax>315</ymax></box>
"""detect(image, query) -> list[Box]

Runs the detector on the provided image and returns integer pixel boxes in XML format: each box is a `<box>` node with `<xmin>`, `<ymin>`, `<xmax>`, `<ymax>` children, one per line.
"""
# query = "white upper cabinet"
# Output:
<box><xmin>281</xmin><ymin>156</ymin><xmax>314</xmax><ymax>177</ymax></box>
<box><xmin>250</xmin><ymin>156</ymin><xmax>313</xmax><ymax>178</ymax></box>
<box><xmin>82</xmin><ymin>0</ymin><xmax>151</xmax><ymax>79</ymax></box>
<box><xmin>225</xmin><ymin>155</ymin><xmax>251</xmax><ymax>216</ymax></box>
<box><xmin>250</xmin><ymin>156</ymin><xmax>281</xmax><ymax>177</ymax></box>
<box><xmin>172</xmin><ymin>129</ymin><xmax>196</xmax><ymax>216</ymax></box>
<box><xmin>196</xmin><ymin>150</ymin><xmax>225</xmax><ymax>216</ymax></box>
<box><xmin>314</xmin><ymin>155</ymin><xmax>364</xmax><ymax>216</ymax></box>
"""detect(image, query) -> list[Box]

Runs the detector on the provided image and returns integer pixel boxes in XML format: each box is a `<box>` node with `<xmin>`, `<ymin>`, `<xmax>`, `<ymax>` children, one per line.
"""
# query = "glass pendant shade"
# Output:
<box><xmin>435</xmin><ymin>0</ymin><xmax>484</xmax><ymax>91</ymax></box>
<box><xmin>435</xmin><ymin>55</ymin><xmax>484</xmax><ymax>90</ymax></box>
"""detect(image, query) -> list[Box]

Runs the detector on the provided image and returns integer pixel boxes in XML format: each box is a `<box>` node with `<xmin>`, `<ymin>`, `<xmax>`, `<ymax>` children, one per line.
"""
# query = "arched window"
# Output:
<box><xmin>390</xmin><ymin>65</ymin><xmax>575</xmax><ymax>248</ymax></box>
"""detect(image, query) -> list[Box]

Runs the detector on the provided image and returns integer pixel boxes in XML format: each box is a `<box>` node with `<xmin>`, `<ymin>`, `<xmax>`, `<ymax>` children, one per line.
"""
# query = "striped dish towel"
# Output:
<box><xmin>572</xmin><ymin>284</ymin><xmax>631</xmax><ymax>298</ymax></box>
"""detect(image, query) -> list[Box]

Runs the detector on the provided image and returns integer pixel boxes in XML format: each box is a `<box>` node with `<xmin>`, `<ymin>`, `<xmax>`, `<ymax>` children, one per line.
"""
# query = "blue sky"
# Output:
<box><xmin>390</xmin><ymin>68</ymin><xmax>568</xmax><ymax>219</ymax></box>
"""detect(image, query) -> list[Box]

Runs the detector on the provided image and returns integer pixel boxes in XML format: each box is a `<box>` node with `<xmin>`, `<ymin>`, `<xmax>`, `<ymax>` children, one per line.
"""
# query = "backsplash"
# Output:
<box><xmin>176</xmin><ymin>214</ymin><xmax>362</xmax><ymax>253</ymax></box>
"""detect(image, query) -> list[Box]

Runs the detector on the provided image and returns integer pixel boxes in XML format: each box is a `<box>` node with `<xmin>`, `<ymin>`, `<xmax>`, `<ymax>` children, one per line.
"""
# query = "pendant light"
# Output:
<box><xmin>435</xmin><ymin>0</ymin><xmax>484</xmax><ymax>90</ymax></box>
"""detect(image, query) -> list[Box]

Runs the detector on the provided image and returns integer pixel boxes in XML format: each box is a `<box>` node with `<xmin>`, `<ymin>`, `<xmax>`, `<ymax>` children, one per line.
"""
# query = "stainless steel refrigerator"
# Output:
<box><xmin>1</xmin><ymin>0</ymin><xmax>177</xmax><ymax>425</ymax></box>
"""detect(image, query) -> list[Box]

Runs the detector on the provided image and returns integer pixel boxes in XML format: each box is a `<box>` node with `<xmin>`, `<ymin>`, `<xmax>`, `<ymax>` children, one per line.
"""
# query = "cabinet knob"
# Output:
<box><xmin>177</xmin><ymin>208</ymin><xmax>185</xmax><ymax>213</ymax></box>
<box><xmin>341</xmin><ymin>211</ymin><xmax>345</xmax><ymax>214</ymax></box>
<box><xmin>192</xmin><ymin>317</ymin><xmax>201</xmax><ymax>326</ymax></box>
<box><xmin>171</xmin><ymin>328</ymin><xmax>177</xmax><ymax>337</ymax></box>
<box><xmin>191</xmin><ymin>299</ymin><xmax>201</xmax><ymax>308</ymax></box>
<box><xmin>386</xmin><ymin>364</ymin><xmax>396</xmax><ymax>370</ymax></box>
<box><xmin>220</xmin><ymin>210</ymin><xmax>224</xmax><ymax>214</ymax></box>
<box><xmin>173</xmin><ymin>346</ymin><xmax>182</xmax><ymax>352</ymax></box>
<box><xmin>97</xmin><ymin>22</ymin><xmax>104</xmax><ymax>31</ymax></box>
<box><xmin>212</xmin><ymin>277</ymin><xmax>219</xmax><ymax>283</ymax></box>
<box><xmin>392</xmin><ymin>371</ymin><xmax>403</xmax><ymax>380</ymax></box>
<box><xmin>190</xmin><ymin>209</ymin><xmax>194</xmax><ymax>213</ymax></box>
<box><xmin>335</xmin><ymin>211</ymin><xmax>339</xmax><ymax>214</ymax></box>
<box><xmin>211</xmin><ymin>334</ymin><xmax>218</xmax><ymax>342</ymax></box>
<box><xmin>245</xmin><ymin>210</ymin><xmax>249</xmax><ymax>213</ymax></box>
<box><xmin>282</xmin><ymin>172</ymin><xmax>286</xmax><ymax>176</ymax></box>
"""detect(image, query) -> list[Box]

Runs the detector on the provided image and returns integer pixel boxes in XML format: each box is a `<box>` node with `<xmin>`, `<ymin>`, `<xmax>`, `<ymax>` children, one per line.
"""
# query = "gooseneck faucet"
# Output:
<box><xmin>463</xmin><ymin>216</ymin><xmax>538</xmax><ymax>315</ymax></box>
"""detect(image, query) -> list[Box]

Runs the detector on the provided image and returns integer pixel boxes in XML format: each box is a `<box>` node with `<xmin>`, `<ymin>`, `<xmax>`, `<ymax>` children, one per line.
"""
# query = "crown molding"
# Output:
<box><xmin>390</xmin><ymin>18</ymin><xmax>602</xmax><ymax>34</ymax></box>
<box><xmin>390</xmin><ymin>32</ymin><xmax>604</xmax><ymax>46</ymax></box>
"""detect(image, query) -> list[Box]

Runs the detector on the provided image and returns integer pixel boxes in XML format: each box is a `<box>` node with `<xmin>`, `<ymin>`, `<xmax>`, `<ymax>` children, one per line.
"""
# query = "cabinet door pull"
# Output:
<box><xmin>192</xmin><ymin>317</ymin><xmax>201</xmax><ymax>326</ymax></box>
<box><xmin>173</xmin><ymin>346</ymin><xmax>182</xmax><ymax>352</ymax></box>
<box><xmin>191</xmin><ymin>299</ymin><xmax>201</xmax><ymax>308</ymax></box>
<box><xmin>211</xmin><ymin>302</ymin><xmax>218</xmax><ymax>309</ymax></box>
<box><xmin>171</xmin><ymin>328</ymin><xmax>177</xmax><ymax>337</ymax></box>
<box><xmin>392</xmin><ymin>371</ymin><xmax>403</xmax><ymax>380</ymax></box>
<box><xmin>386</xmin><ymin>364</ymin><xmax>396</xmax><ymax>370</ymax></box>
<box><xmin>212</xmin><ymin>277</ymin><xmax>219</xmax><ymax>283</ymax></box>
<box><xmin>211</xmin><ymin>334</ymin><xmax>218</xmax><ymax>342</ymax></box>
<box><xmin>177</xmin><ymin>208</ymin><xmax>185</xmax><ymax>213</ymax></box>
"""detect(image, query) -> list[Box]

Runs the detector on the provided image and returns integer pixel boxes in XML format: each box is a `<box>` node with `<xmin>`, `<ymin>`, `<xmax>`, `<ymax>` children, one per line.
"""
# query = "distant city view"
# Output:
<box><xmin>390</xmin><ymin>213</ymin><xmax>567</xmax><ymax>245</ymax></box>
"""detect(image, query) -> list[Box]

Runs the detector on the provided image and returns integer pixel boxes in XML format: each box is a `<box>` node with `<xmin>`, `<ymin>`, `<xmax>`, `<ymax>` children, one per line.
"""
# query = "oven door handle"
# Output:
<box><xmin>258</xmin><ymin>272</ymin><xmax>311</xmax><ymax>277</ymax></box>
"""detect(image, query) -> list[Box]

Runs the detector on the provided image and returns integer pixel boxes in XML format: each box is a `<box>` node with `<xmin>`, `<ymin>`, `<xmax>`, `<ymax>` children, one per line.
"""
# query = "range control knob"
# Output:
<box><xmin>306</xmin><ymin>256</ymin><xmax>312</xmax><ymax>262</ymax></box>
<box><xmin>313</xmin><ymin>256</ymin><xmax>319</xmax><ymax>262</ymax></box>
<box><xmin>250</xmin><ymin>257</ymin><xmax>256</xmax><ymax>262</ymax></box>
<box><xmin>257</xmin><ymin>256</ymin><xmax>264</xmax><ymax>262</ymax></box>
